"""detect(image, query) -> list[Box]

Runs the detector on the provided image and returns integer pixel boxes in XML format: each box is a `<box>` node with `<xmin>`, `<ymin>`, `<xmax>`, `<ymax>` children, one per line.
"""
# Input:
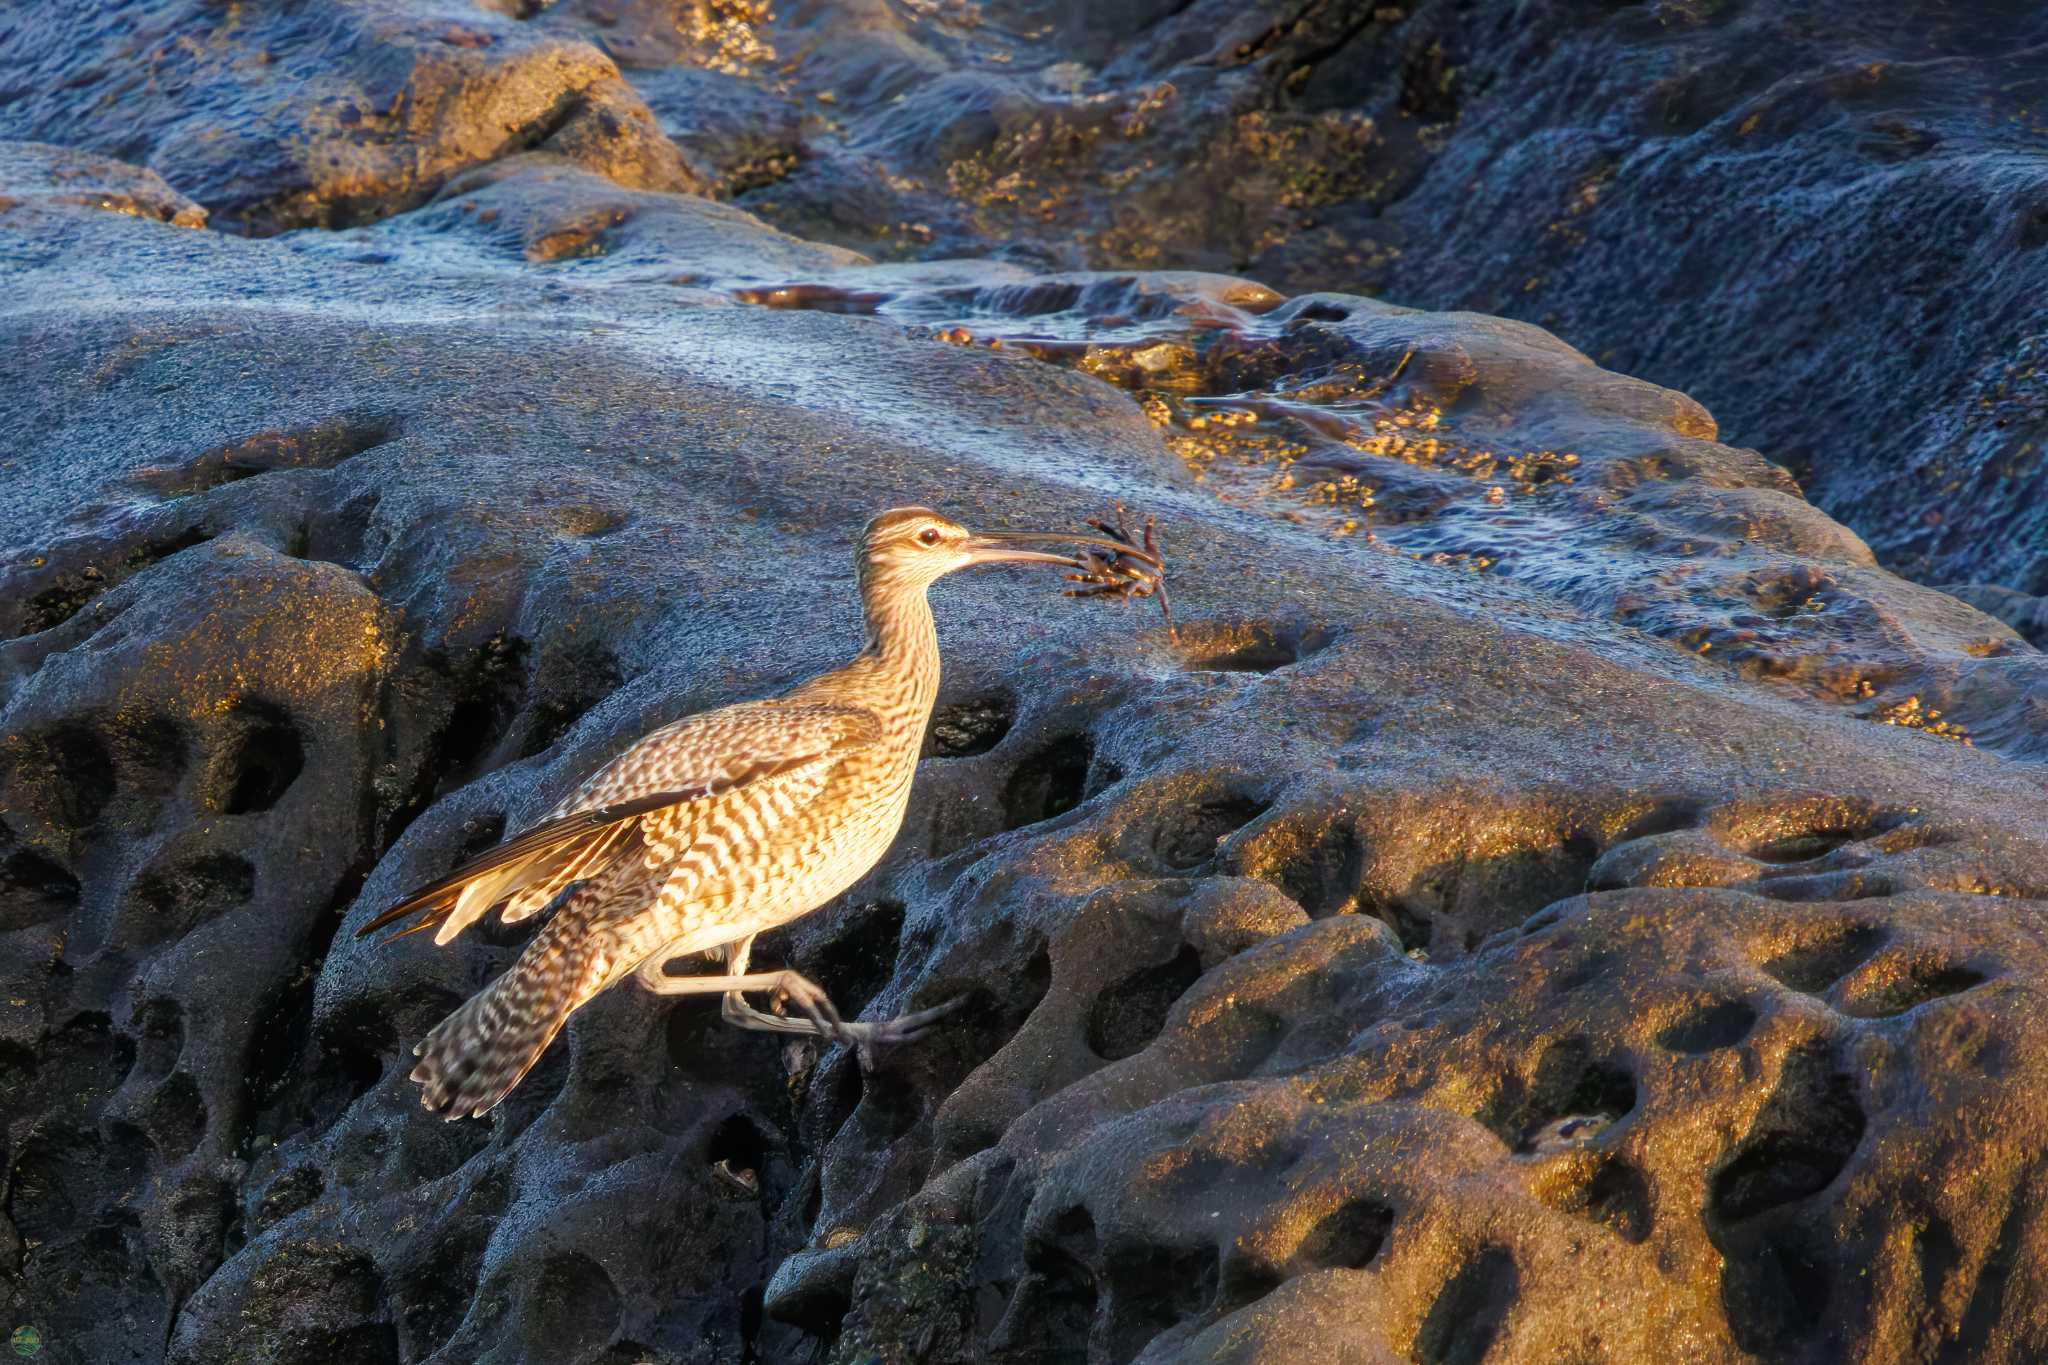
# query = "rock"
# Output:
<box><xmin>14</xmin><ymin>0</ymin><xmax>2044</xmax><ymax>590</ymax></box>
<box><xmin>0</xmin><ymin>142</ymin><xmax>206</xmax><ymax>228</ymax></box>
<box><xmin>1946</xmin><ymin>584</ymin><xmax>2048</xmax><ymax>650</ymax></box>
<box><xmin>3</xmin><ymin>9</ymin><xmax>2048</xmax><ymax>1365</ymax></box>
<box><xmin>3</xmin><ymin>1</ymin><xmax>698</xmax><ymax>233</ymax></box>
<box><xmin>415</xmin><ymin>0</ymin><xmax>2048</xmax><ymax>595</ymax></box>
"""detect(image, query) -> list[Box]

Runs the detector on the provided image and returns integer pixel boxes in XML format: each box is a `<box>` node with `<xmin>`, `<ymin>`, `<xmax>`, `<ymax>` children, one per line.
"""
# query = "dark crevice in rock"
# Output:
<box><xmin>1655</xmin><ymin>999</ymin><xmax>1758</xmax><ymax>1054</ymax></box>
<box><xmin>135</xmin><ymin>416</ymin><xmax>399</xmax><ymax>498</ymax></box>
<box><xmin>1087</xmin><ymin>943</ymin><xmax>1203</xmax><ymax>1061</ymax></box>
<box><xmin>143</xmin><ymin>1071</ymin><xmax>209</xmax><ymax>1161</ymax></box>
<box><xmin>1297</xmin><ymin>1196</ymin><xmax>1393</xmax><ymax>1269</ymax></box>
<box><xmin>1540</xmin><ymin>1157</ymin><xmax>1653</xmax><ymax>1244</ymax></box>
<box><xmin>1762</xmin><ymin>922</ymin><xmax>1884</xmax><ymax>995</ymax></box>
<box><xmin>1104</xmin><ymin>1241</ymin><xmax>1218</xmax><ymax>1363</ymax></box>
<box><xmin>0</xmin><ymin>839</ymin><xmax>83</xmax><ymax>930</ymax></box>
<box><xmin>1839</xmin><ymin>959</ymin><xmax>1987</xmax><ymax>1019</ymax></box>
<box><xmin>379</xmin><ymin>634</ymin><xmax>531</xmax><ymax>844</ymax></box>
<box><xmin>250</xmin><ymin>1165</ymin><xmax>326</xmax><ymax>1235</ymax></box>
<box><xmin>205</xmin><ymin>700</ymin><xmax>306</xmax><ymax>815</ymax></box>
<box><xmin>1709</xmin><ymin>1049</ymin><xmax>1866</xmax><ymax>1225</ymax></box>
<box><xmin>790</xmin><ymin>899</ymin><xmax>905</xmax><ymax>1024</ymax></box>
<box><xmin>1024</xmin><ymin>1206</ymin><xmax>1100</xmax><ymax>1361</ymax></box>
<box><xmin>515</xmin><ymin>642</ymin><xmax>624</xmax><ymax>758</ymax></box>
<box><xmin>527</xmin><ymin>1251</ymin><xmax>622</xmax><ymax>1360</ymax></box>
<box><xmin>245</xmin><ymin>868</ymin><xmax>391</xmax><ymax>1148</ymax></box>
<box><xmin>707</xmin><ymin>1112</ymin><xmax>770</xmax><ymax>1187</ymax></box>
<box><xmin>1154</xmin><ymin>795</ymin><xmax>1271</xmax><ymax>870</ymax></box>
<box><xmin>1001</xmin><ymin>733</ymin><xmax>1092</xmax><ymax>829</ymax></box>
<box><xmin>1413</xmin><ymin>1246</ymin><xmax>1519</xmax><ymax>1365</ymax></box>
<box><xmin>129</xmin><ymin>852</ymin><xmax>257</xmax><ymax>945</ymax></box>
<box><xmin>1363</xmin><ymin>892</ymin><xmax>1434</xmax><ymax>955</ymax></box>
<box><xmin>8</xmin><ymin>722</ymin><xmax>118</xmax><ymax>833</ymax></box>
<box><xmin>1708</xmin><ymin>1043</ymin><xmax>1867</xmax><ymax>1355</ymax></box>
<box><xmin>1487</xmin><ymin>1036</ymin><xmax>1637</xmax><ymax>1154</ymax></box>
<box><xmin>1183</xmin><ymin>621</ymin><xmax>1334</xmax><ymax>673</ymax></box>
<box><xmin>394</xmin><ymin>1220</ymin><xmax>490</xmax><ymax>1362</ymax></box>
<box><xmin>1274</xmin><ymin>820</ymin><xmax>1365</xmax><ymax>916</ymax></box>
<box><xmin>12</xmin><ymin>526</ymin><xmax>212</xmax><ymax>637</ymax></box>
<box><xmin>1951</xmin><ymin>1192</ymin><xmax>2026</xmax><ymax>1361</ymax></box>
<box><xmin>927</xmin><ymin>694</ymin><xmax>1017</xmax><ymax>757</ymax></box>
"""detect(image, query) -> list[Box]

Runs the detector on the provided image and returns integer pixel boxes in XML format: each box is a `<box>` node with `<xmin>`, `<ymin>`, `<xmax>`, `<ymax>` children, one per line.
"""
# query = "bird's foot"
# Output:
<box><xmin>771</xmin><ymin>973</ymin><xmax>845</xmax><ymax>1035</ymax></box>
<box><xmin>834</xmin><ymin>995</ymin><xmax>968</xmax><ymax>1070</ymax></box>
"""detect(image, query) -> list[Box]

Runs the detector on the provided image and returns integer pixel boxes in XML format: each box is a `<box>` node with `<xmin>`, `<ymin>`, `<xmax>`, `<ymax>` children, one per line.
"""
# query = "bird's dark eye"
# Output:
<box><xmin>918</xmin><ymin>527</ymin><xmax>942</xmax><ymax>546</ymax></box>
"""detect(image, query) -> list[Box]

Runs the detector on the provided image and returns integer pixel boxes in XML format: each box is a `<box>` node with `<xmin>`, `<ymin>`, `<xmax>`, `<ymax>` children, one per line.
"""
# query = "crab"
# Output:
<box><xmin>1064</xmin><ymin>501</ymin><xmax>1175</xmax><ymax>638</ymax></box>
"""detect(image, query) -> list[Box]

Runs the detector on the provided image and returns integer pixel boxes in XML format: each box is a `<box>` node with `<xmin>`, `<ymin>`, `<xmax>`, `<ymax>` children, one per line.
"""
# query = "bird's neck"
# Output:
<box><xmin>859</xmin><ymin>578</ymin><xmax>941</xmax><ymax>703</ymax></box>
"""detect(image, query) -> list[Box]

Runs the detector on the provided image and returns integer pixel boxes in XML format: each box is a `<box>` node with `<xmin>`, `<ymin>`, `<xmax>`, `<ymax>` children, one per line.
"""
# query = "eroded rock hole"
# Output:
<box><xmin>133</xmin><ymin>998</ymin><xmax>185</xmax><ymax>1083</ymax></box>
<box><xmin>928</xmin><ymin>695</ymin><xmax>1016</xmax><ymax>757</ymax></box>
<box><xmin>516</xmin><ymin>642</ymin><xmax>624</xmax><ymax>758</ymax></box>
<box><xmin>859</xmin><ymin>1070</ymin><xmax>926</xmax><ymax>1144</ymax></box>
<box><xmin>1156</xmin><ymin>796</ymin><xmax>1270</xmax><ymax>870</ymax></box>
<box><xmin>792</xmin><ymin>899</ymin><xmax>905</xmax><ymax>1023</ymax></box>
<box><xmin>1297</xmin><ymin>1196</ymin><xmax>1393</xmax><ymax>1269</ymax></box>
<box><xmin>143</xmin><ymin>1071</ymin><xmax>209</xmax><ymax>1160</ymax></box>
<box><xmin>1276</xmin><ymin>822</ymin><xmax>1366</xmax><ymax>916</ymax></box>
<box><xmin>1721</xmin><ymin>1234</ymin><xmax>1836</xmax><ymax>1355</ymax></box>
<box><xmin>1750</xmin><ymin>830</ymin><xmax>1860</xmax><ymax>864</ymax></box>
<box><xmin>1087</xmin><ymin>943</ymin><xmax>1203</xmax><ymax>1061</ymax></box>
<box><xmin>252</xmin><ymin>1165</ymin><xmax>326</xmax><ymax>1234</ymax></box>
<box><xmin>138</xmin><ymin>414</ymin><xmax>399</xmax><ymax>498</ymax></box>
<box><xmin>1105</xmin><ymin>1242</ymin><xmax>1218</xmax><ymax>1363</ymax></box>
<box><xmin>1709</xmin><ymin>1046</ymin><xmax>1866</xmax><ymax>1224</ymax></box>
<box><xmin>1656</xmin><ymin>999</ymin><xmax>1758</xmax><ymax>1053</ymax></box>
<box><xmin>210</xmin><ymin>703</ymin><xmax>306</xmax><ymax>814</ymax></box>
<box><xmin>440</xmin><ymin>644</ymin><xmax>527</xmax><ymax>775</ymax></box>
<box><xmin>13</xmin><ymin>526</ymin><xmax>212</xmax><ymax>636</ymax></box>
<box><xmin>1543</xmin><ymin>1159</ymin><xmax>1652</xmax><ymax>1244</ymax></box>
<box><xmin>707</xmin><ymin>1113</ymin><xmax>769</xmax><ymax>1187</ymax></box>
<box><xmin>1028</xmin><ymin>1207</ymin><xmax>1100</xmax><ymax>1360</ymax></box>
<box><xmin>1952</xmin><ymin>1197</ymin><xmax>2025</xmax><ymax>1357</ymax></box>
<box><xmin>526</xmin><ymin>1252</ymin><xmax>622</xmax><ymax>1360</ymax></box>
<box><xmin>1841</xmin><ymin>959</ymin><xmax>1987</xmax><ymax>1019</ymax></box>
<box><xmin>248</xmin><ymin>986</ymin><xmax>392</xmax><ymax>1148</ymax></box>
<box><xmin>13</xmin><ymin>724</ymin><xmax>117</xmax><ymax>830</ymax></box>
<box><xmin>1414</xmin><ymin>1246</ymin><xmax>1519</xmax><ymax>1365</ymax></box>
<box><xmin>948</xmin><ymin>940</ymin><xmax>1054</xmax><ymax>1075</ymax></box>
<box><xmin>1186</xmin><ymin>622</ymin><xmax>1333</xmax><ymax>674</ymax></box>
<box><xmin>131</xmin><ymin>852</ymin><xmax>257</xmax><ymax>943</ymax></box>
<box><xmin>1762</xmin><ymin>921</ymin><xmax>1883</xmax><ymax>994</ymax></box>
<box><xmin>1496</xmin><ymin>1037</ymin><xmax>1636</xmax><ymax>1153</ymax></box>
<box><xmin>395</xmin><ymin>1221</ymin><xmax>489</xmax><ymax>1362</ymax></box>
<box><xmin>0</xmin><ymin>843</ymin><xmax>82</xmax><ymax>930</ymax></box>
<box><xmin>1002</xmin><ymin>733</ymin><xmax>1091</xmax><ymax>828</ymax></box>
<box><xmin>1364</xmin><ymin>893</ymin><xmax>1435</xmax><ymax>955</ymax></box>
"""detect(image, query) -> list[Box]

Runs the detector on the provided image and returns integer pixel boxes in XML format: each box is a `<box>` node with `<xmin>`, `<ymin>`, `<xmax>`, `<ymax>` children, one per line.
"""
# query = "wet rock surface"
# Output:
<box><xmin>4</xmin><ymin>4</ymin><xmax>2048</xmax><ymax>1364</ymax></box>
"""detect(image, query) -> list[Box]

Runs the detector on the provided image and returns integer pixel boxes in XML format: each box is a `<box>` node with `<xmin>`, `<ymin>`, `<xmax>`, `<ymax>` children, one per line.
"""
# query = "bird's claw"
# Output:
<box><xmin>775</xmin><ymin>977</ymin><xmax>844</xmax><ymax>1035</ymax></box>
<box><xmin>836</xmin><ymin>995</ymin><xmax>968</xmax><ymax>1070</ymax></box>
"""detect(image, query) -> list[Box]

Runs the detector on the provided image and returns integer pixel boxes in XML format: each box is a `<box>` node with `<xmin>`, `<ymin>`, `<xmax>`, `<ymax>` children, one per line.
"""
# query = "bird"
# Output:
<box><xmin>358</xmin><ymin>506</ymin><xmax>1159</xmax><ymax>1119</ymax></box>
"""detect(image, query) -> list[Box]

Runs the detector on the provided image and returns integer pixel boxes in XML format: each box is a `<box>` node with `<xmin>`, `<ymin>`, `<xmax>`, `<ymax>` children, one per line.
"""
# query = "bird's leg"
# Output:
<box><xmin>634</xmin><ymin>936</ymin><xmax>844</xmax><ymax>1036</ymax></box>
<box><xmin>688</xmin><ymin>937</ymin><xmax>968</xmax><ymax>1068</ymax></box>
<box><xmin>718</xmin><ymin>934</ymin><xmax>848</xmax><ymax>1037</ymax></box>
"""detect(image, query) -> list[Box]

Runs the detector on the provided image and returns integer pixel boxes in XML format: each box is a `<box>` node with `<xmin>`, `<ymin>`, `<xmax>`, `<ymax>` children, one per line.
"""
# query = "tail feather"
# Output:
<box><xmin>409</xmin><ymin>921</ymin><xmax>608</xmax><ymax>1119</ymax></box>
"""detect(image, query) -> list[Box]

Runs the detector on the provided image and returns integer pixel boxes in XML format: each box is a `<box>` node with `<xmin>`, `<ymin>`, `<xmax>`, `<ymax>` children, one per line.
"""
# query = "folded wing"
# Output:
<box><xmin>356</xmin><ymin>700</ymin><xmax>882</xmax><ymax>945</ymax></box>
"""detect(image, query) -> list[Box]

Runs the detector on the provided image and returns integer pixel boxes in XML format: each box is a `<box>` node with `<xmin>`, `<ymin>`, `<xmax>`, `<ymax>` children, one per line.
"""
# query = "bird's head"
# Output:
<box><xmin>856</xmin><ymin>505</ymin><xmax>1155</xmax><ymax>592</ymax></box>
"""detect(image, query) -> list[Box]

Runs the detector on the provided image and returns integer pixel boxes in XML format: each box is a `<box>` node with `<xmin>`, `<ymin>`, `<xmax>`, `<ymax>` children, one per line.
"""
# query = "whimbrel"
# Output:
<box><xmin>359</xmin><ymin>506</ymin><xmax>1159</xmax><ymax>1119</ymax></box>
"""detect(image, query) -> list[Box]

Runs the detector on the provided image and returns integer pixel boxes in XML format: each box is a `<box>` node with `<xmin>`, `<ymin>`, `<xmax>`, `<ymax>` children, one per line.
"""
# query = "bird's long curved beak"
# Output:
<box><xmin>963</xmin><ymin>527</ymin><xmax>1161</xmax><ymax>569</ymax></box>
